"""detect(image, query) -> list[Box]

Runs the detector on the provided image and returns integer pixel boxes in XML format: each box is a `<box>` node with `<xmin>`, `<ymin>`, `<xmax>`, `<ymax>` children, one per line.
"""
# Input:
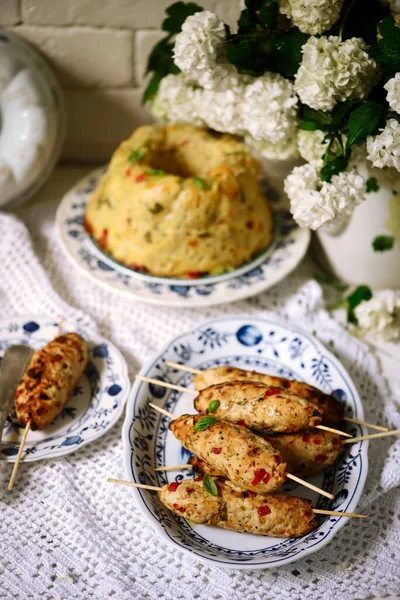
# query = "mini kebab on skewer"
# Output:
<box><xmin>165</xmin><ymin>362</ymin><xmax>389</xmax><ymax>432</ymax></box>
<box><xmin>137</xmin><ymin>375</ymin><xmax>351</xmax><ymax>438</ymax></box>
<box><xmin>8</xmin><ymin>329</ymin><xmax>88</xmax><ymax>490</ymax></box>
<box><xmin>108</xmin><ymin>477</ymin><xmax>367</xmax><ymax>538</ymax></box>
<box><xmin>149</xmin><ymin>403</ymin><xmax>335</xmax><ymax>500</ymax></box>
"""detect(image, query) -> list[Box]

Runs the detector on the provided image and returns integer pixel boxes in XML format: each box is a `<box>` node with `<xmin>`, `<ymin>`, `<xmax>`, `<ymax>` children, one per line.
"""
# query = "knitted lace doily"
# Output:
<box><xmin>0</xmin><ymin>184</ymin><xmax>399</xmax><ymax>599</ymax></box>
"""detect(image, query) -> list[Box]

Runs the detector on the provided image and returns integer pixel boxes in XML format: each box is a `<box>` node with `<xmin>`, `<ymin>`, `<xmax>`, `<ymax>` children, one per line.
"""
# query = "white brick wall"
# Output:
<box><xmin>0</xmin><ymin>0</ymin><xmax>242</xmax><ymax>161</ymax></box>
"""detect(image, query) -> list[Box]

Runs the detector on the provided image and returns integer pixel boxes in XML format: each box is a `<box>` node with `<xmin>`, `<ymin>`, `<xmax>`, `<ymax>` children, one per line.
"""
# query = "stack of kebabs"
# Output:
<box><xmin>127</xmin><ymin>365</ymin><xmax>375</xmax><ymax>538</ymax></box>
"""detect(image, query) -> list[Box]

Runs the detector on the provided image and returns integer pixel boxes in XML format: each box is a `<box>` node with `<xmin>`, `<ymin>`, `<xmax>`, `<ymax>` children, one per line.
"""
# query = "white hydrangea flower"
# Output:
<box><xmin>366</xmin><ymin>119</ymin><xmax>400</xmax><ymax>172</ymax></box>
<box><xmin>295</xmin><ymin>36</ymin><xmax>378</xmax><ymax>111</ymax></box>
<box><xmin>245</xmin><ymin>132</ymin><xmax>300</xmax><ymax>161</ymax></box>
<box><xmin>384</xmin><ymin>73</ymin><xmax>400</xmax><ymax>114</ymax></box>
<box><xmin>198</xmin><ymin>84</ymin><xmax>246</xmax><ymax>135</ymax></box>
<box><xmin>355</xmin><ymin>290</ymin><xmax>400</xmax><ymax>341</ymax></box>
<box><xmin>151</xmin><ymin>74</ymin><xmax>203</xmax><ymax>126</ymax></box>
<box><xmin>243</xmin><ymin>73</ymin><xmax>298</xmax><ymax>143</ymax></box>
<box><xmin>297</xmin><ymin>130</ymin><xmax>328</xmax><ymax>167</ymax></box>
<box><xmin>173</xmin><ymin>11</ymin><xmax>227</xmax><ymax>90</ymax></box>
<box><xmin>284</xmin><ymin>163</ymin><xmax>365</xmax><ymax>229</ymax></box>
<box><xmin>278</xmin><ymin>0</ymin><xmax>344</xmax><ymax>34</ymax></box>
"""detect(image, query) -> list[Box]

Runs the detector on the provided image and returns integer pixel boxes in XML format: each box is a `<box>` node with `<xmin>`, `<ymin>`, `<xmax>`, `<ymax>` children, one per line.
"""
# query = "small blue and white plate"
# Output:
<box><xmin>0</xmin><ymin>316</ymin><xmax>130</xmax><ymax>462</ymax></box>
<box><xmin>123</xmin><ymin>315</ymin><xmax>368</xmax><ymax>569</ymax></box>
<box><xmin>56</xmin><ymin>168</ymin><xmax>310</xmax><ymax>307</ymax></box>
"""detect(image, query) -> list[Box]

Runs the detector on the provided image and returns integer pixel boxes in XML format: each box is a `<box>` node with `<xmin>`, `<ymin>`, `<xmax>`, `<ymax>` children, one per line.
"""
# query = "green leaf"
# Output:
<box><xmin>142</xmin><ymin>71</ymin><xmax>164</xmax><ymax>104</ymax></box>
<box><xmin>300</xmin><ymin>106</ymin><xmax>332</xmax><ymax>127</ymax></box>
<box><xmin>128</xmin><ymin>148</ymin><xmax>145</xmax><ymax>163</ymax></box>
<box><xmin>193</xmin><ymin>177</ymin><xmax>207</xmax><ymax>189</ymax></box>
<box><xmin>331</xmin><ymin>99</ymin><xmax>354</xmax><ymax>125</ymax></box>
<box><xmin>372</xmin><ymin>235</ymin><xmax>395</xmax><ymax>252</ymax></box>
<box><xmin>245</xmin><ymin>0</ymin><xmax>262</xmax><ymax>10</ymax></box>
<box><xmin>207</xmin><ymin>400</ymin><xmax>220</xmax><ymax>413</ymax></box>
<box><xmin>345</xmin><ymin>102</ymin><xmax>384</xmax><ymax>150</ymax></box>
<box><xmin>146</xmin><ymin>37</ymin><xmax>174</xmax><ymax>74</ymax></box>
<box><xmin>260</xmin><ymin>0</ymin><xmax>278</xmax><ymax>29</ymax></box>
<box><xmin>147</xmin><ymin>168</ymin><xmax>165</xmax><ymax>176</ymax></box>
<box><xmin>366</xmin><ymin>177</ymin><xmax>379</xmax><ymax>193</ymax></box>
<box><xmin>346</xmin><ymin>285</ymin><xmax>373</xmax><ymax>323</ymax></box>
<box><xmin>320</xmin><ymin>153</ymin><xmax>349</xmax><ymax>183</ymax></box>
<box><xmin>275</xmin><ymin>28</ymin><xmax>309</xmax><ymax>78</ymax></box>
<box><xmin>237</xmin><ymin>9</ymin><xmax>259</xmax><ymax>33</ymax></box>
<box><xmin>193</xmin><ymin>416</ymin><xmax>219</xmax><ymax>431</ymax></box>
<box><xmin>162</xmin><ymin>2</ymin><xmax>204</xmax><ymax>34</ymax></box>
<box><xmin>298</xmin><ymin>120</ymin><xmax>319</xmax><ymax>131</ymax></box>
<box><xmin>202</xmin><ymin>474</ymin><xmax>218</xmax><ymax>497</ymax></box>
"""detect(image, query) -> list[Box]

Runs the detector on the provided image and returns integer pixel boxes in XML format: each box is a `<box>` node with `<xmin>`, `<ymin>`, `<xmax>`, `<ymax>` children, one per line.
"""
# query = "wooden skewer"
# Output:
<box><xmin>148</xmin><ymin>402</ymin><xmax>335</xmax><ymax>501</ymax></box>
<box><xmin>166</xmin><ymin>361</ymin><xmax>202</xmax><ymax>374</ymax></box>
<box><xmin>107</xmin><ymin>477</ymin><xmax>162</xmax><ymax>491</ymax></box>
<box><xmin>164</xmin><ymin>363</ymin><xmax>386</xmax><ymax>433</ymax></box>
<box><xmin>312</xmin><ymin>509</ymin><xmax>366</xmax><ymax>519</ymax></box>
<box><xmin>344</xmin><ymin>429</ymin><xmax>400</xmax><ymax>444</ymax></box>
<box><xmin>56</xmin><ymin>316</ymin><xmax>64</xmax><ymax>337</ymax></box>
<box><xmin>316</xmin><ymin>424</ymin><xmax>352</xmax><ymax>438</ymax></box>
<box><xmin>138</xmin><ymin>376</ymin><xmax>351</xmax><ymax>438</ymax></box>
<box><xmin>8</xmin><ymin>421</ymin><xmax>31</xmax><ymax>491</ymax></box>
<box><xmin>154</xmin><ymin>464</ymin><xmax>192</xmax><ymax>471</ymax></box>
<box><xmin>137</xmin><ymin>375</ymin><xmax>192</xmax><ymax>395</ymax></box>
<box><xmin>342</xmin><ymin>417</ymin><xmax>388</xmax><ymax>432</ymax></box>
<box><xmin>107</xmin><ymin>478</ymin><xmax>365</xmax><ymax>518</ymax></box>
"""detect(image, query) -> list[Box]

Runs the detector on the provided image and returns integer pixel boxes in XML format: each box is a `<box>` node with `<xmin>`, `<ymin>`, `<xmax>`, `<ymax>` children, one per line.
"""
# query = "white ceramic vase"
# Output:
<box><xmin>312</xmin><ymin>163</ymin><xmax>400</xmax><ymax>289</ymax></box>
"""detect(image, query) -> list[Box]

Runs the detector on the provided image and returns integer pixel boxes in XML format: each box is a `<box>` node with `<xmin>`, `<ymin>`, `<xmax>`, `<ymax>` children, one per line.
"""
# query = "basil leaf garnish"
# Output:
<box><xmin>193</xmin><ymin>416</ymin><xmax>219</xmax><ymax>431</ymax></box>
<box><xmin>202</xmin><ymin>474</ymin><xmax>218</xmax><ymax>497</ymax></box>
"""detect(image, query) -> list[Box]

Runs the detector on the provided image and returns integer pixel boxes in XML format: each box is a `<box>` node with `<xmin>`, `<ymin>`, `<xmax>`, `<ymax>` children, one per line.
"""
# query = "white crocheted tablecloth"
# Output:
<box><xmin>0</xmin><ymin>167</ymin><xmax>399</xmax><ymax>600</ymax></box>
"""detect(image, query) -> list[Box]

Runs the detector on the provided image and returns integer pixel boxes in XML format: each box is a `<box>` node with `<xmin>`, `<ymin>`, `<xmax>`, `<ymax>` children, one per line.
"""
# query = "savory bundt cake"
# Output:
<box><xmin>84</xmin><ymin>124</ymin><xmax>273</xmax><ymax>278</ymax></box>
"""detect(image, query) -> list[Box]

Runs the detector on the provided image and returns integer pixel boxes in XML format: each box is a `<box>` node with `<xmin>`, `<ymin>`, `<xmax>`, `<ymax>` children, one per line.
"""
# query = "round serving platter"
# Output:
<box><xmin>56</xmin><ymin>167</ymin><xmax>310</xmax><ymax>307</ymax></box>
<box><xmin>122</xmin><ymin>315</ymin><xmax>368</xmax><ymax>570</ymax></box>
<box><xmin>0</xmin><ymin>316</ymin><xmax>130</xmax><ymax>462</ymax></box>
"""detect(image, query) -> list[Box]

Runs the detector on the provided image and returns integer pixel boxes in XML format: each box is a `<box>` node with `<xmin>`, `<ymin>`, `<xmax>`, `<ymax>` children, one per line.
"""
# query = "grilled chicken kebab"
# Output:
<box><xmin>194</xmin><ymin>380</ymin><xmax>324</xmax><ymax>433</ymax></box>
<box><xmin>159</xmin><ymin>478</ymin><xmax>317</xmax><ymax>537</ymax></box>
<box><xmin>193</xmin><ymin>366</ymin><xmax>343</xmax><ymax>425</ymax></box>
<box><xmin>15</xmin><ymin>333</ymin><xmax>88</xmax><ymax>430</ymax></box>
<box><xmin>169</xmin><ymin>414</ymin><xmax>288</xmax><ymax>494</ymax></box>
<box><xmin>189</xmin><ymin>428</ymin><xmax>344</xmax><ymax>478</ymax></box>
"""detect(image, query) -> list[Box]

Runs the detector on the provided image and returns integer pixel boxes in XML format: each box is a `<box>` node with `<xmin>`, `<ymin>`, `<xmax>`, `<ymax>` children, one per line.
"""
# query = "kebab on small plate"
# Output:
<box><xmin>6</xmin><ymin>324</ymin><xmax>88</xmax><ymax>490</ymax></box>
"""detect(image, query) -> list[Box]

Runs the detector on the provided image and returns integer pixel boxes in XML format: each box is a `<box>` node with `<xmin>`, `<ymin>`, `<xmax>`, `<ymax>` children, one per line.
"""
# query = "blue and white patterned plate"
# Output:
<box><xmin>56</xmin><ymin>168</ymin><xmax>310</xmax><ymax>307</ymax></box>
<box><xmin>122</xmin><ymin>315</ymin><xmax>368</xmax><ymax>569</ymax></box>
<box><xmin>0</xmin><ymin>316</ymin><xmax>130</xmax><ymax>462</ymax></box>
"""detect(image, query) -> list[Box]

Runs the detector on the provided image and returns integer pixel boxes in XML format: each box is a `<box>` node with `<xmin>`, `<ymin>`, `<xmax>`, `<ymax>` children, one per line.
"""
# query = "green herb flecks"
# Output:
<box><xmin>144</xmin><ymin>231</ymin><xmax>152</xmax><ymax>243</ymax></box>
<box><xmin>199</xmin><ymin>232</ymin><xmax>212</xmax><ymax>238</ymax></box>
<box><xmin>147</xmin><ymin>169</ymin><xmax>166</xmax><ymax>176</ymax></box>
<box><xmin>202</xmin><ymin>474</ymin><xmax>218</xmax><ymax>497</ymax></box>
<box><xmin>346</xmin><ymin>285</ymin><xmax>373</xmax><ymax>323</ymax></box>
<box><xmin>149</xmin><ymin>203</ymin><xmax>164</xmax><ymax>214</ymax></box>
<box><xmin>193</xmin><ymin>416</ymin><xmax>219</xmax><ymax>431</ymax></box>
<box><xmin>372</xmin><ymin>235</ymin><xmax>395</xmax><ymax>252</ymax></box>
<box><xmin>366</xmin><ymin>177</ymin><xmax>380</xmax><ymax>193</ymax></box>
<box><xmin>128</xmin><ymin>148</ymin><xmax>145</xmax><ymax>163</ymax></box>
<box><xmin>97</xmin><ymin>197</ymin><xmax>113</xmax><ymax>209</ymax></box>
<box><xmin>206</xmin><ymin>400</ymin><xmax>220</xmax><ymax>414</ymax></box>
<box><xmin>193</xmin><ymin>177</ymin><xmax>208</xmax><ymax>190</ymax></box>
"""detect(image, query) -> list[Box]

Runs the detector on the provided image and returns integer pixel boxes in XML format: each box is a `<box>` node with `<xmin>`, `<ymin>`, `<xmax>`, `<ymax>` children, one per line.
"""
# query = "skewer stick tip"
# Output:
<box><xmin>316</xmin><ymin>424</ymin><xmax>352</xmax><ymax>438</ymax></box>
<box><xmin>8</xmin><ymin>421</ymin><xmax>31</xmax><ymax>491</ymax></box>
<box><xmin>344</xmin><ymin>429</ymin><xmax>400</xmax><ymax>444</ymax></box>
<box><xmin>287</xmin><ymin>472</ymin><xmax>335</xmax><ymax>500</ymax></box>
